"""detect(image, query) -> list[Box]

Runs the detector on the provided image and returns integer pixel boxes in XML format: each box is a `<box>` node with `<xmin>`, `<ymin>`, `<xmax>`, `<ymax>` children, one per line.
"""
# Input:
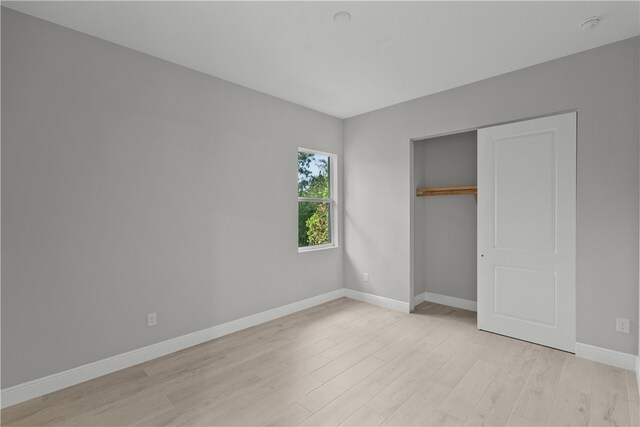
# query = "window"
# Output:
<box><xmin>298</xmin><ymin>148</ymin><xmax>337</xmax><ymax>251</ymax></box>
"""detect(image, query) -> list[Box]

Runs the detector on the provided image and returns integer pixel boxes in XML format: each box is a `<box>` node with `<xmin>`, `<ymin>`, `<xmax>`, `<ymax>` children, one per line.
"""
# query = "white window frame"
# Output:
<box><xmin>298</xmin><ymin>148</ymin><xmax>338</xmax><ymax>252</ymax></box>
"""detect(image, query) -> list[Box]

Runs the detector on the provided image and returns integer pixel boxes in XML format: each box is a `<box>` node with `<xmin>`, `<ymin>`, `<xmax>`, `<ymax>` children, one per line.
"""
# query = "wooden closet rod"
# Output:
<box><xmin>416</xmin><ymin>185</ymin><xmax>477</xmax><ymax>201</ymax></box>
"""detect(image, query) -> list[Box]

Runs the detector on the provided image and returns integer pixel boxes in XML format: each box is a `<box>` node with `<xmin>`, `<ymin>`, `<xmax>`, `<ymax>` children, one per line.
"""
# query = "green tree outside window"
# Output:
<box><xmin>298</xmin><ymin>150</ymin><xmax>333</xmax><ymax>248</ymax></box>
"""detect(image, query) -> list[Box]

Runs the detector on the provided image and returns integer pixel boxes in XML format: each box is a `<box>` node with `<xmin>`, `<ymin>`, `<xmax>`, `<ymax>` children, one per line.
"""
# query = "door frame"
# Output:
<box><xmin>408</xmin><ymin>109</ymin><xmax>577</xmax><ymax>317</ymax></box>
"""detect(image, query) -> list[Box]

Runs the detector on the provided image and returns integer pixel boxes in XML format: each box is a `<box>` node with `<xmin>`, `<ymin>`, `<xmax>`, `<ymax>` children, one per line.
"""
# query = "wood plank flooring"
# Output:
<box><xmin>2</xmin><ymin>298</ymin><xmax>638</xmax><ymax>426</ymax></box>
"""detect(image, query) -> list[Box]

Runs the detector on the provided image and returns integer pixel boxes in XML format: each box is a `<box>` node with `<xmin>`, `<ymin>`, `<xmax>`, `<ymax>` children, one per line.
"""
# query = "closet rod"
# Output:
<box><xmin>416</xmin><ymin>185</ymin><xmax>477</xmax><ymax>201</ymax></box>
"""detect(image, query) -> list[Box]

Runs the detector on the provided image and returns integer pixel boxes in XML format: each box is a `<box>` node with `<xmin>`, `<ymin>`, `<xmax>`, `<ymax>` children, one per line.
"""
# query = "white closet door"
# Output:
<box><xmin>477</xmin><ymin>112</ymin><xmax>576</xmax><ymax>352</ymax></box>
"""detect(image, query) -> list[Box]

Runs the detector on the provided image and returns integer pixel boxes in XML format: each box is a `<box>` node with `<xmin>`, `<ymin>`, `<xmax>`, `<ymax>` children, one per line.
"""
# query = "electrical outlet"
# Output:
<box><xmin>616</xmin><ymin>318</ymin><xmax>629</xmax><ymax>334</ymax></box>
<box><xmin>363</xmin><ymin>272</ymin><xmax>369</xmax><ymax>282</ymax></box>
<box><xmin>147</xmin><ymin>312</ymin><xmax>157</xmax><ymax>327</ymax></box>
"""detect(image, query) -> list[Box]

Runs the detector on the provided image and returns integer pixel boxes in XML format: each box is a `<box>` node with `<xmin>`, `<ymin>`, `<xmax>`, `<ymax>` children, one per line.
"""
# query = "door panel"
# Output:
<box><xmin>494</xmin><ymin>131</ymin><xmax>557</xmax><ymax>252</ymax></box>
<box><xmin>494</xmin><ymin>266</ymin><xmax>557</xmax><ymax>327</ymax></box>
<box><xmin>478</xmin><ymin>112</ymin><xmax>576</xmax><ymax>352</ymax></box>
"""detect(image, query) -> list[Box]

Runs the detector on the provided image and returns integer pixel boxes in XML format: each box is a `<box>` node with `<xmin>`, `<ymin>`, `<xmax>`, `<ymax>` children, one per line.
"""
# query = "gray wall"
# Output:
<box><xmin>1</xmin><ymin>9</ymin><xmax>343</xmax><ymax>388</ymax></box>
<box><xmin>414</xmin><ymin>132</ymin><xmax>477</xmax><ymax>300</ymax></box>
<box><xmin>345</xmin><ymin>37</ymin><xmax>640</xmax><ymax>354</ymax></box>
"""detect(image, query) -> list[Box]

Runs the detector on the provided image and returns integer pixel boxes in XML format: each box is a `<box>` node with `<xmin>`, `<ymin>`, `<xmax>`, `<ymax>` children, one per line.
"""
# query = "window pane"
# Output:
<box><xmin>298</xmin><ymin>152</ymin><xmax>330</xmax><ymax>198</ymax></box>
<box><xmin>298</xmin><ymin>201</ymin><xmax>331</xmax><ymax>247</ymax></box>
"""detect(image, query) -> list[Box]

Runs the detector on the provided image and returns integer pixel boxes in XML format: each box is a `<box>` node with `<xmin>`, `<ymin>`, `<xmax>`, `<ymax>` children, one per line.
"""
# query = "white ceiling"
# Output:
<box><xmin>4</xmin><ymin>1</ymin><xmax>639</xmax><ymax>118</ymax></box>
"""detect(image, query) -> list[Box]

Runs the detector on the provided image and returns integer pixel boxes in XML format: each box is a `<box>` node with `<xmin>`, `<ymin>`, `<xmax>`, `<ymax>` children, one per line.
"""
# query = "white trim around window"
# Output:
<box><xmin>297</xmin><ymin>148</ymin><xmax>338</xmax><ymax>252</ymax></box>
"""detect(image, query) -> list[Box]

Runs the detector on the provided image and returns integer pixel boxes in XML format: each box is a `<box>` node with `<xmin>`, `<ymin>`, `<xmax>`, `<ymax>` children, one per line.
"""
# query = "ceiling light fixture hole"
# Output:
<box><xmin>579</xmin><ymin>16</ymin><xmax>601</xmax><ymax>31</ymax></box>
<box><xmin>333</xmin><ymin>11</ymin><xmax>351</xmax><ymax>26</ymax></box>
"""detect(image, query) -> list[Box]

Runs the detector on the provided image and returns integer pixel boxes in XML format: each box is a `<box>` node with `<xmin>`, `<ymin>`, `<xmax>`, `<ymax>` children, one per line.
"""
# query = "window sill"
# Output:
<box><xmin>298</xmin><ymin>244</ymin><xmax>338</xmax><ymax>253</ymax></box>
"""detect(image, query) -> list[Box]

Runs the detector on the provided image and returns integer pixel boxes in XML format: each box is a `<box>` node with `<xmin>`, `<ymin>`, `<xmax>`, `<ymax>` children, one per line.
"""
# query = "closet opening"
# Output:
<box><xmin>410</xmin><ymin>112</ymin><xmax>575</xmax><ymax>352</ymax></box>
<box><xmin>411</xmin><ymin>130</ymin><xmax>478</xmax><ymax>314</ymax></box>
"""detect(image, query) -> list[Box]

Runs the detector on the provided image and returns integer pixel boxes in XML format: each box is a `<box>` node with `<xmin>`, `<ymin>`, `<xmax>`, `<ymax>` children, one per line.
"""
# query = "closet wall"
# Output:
<box><xmin>414</xmin><ymin>131</ymin><xmax>477</xmax><ymax>301</ymax></box>
<box><xmin>345</xmin><ymin>37</ymin><xmax>638</xmax><ymax>354</ymax></box>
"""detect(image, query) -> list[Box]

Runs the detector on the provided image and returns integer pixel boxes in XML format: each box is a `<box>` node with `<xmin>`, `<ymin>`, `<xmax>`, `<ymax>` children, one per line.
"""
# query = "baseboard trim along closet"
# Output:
<box><xmin>344</xmin><ymin>288</ymin><xmax>410</xmax><ymax>313</ymax></box>
<box><xmin>575</xmin><ymin>342</ymin><xmax>638</xmax><ymax>371</ymax></box>
<box><xmin>414</xmin><ymin>292</ymin><xmax>477</xmax><ymax>312</ymax></box>
<box><xmin>0</xmin><ymin>288</ymin><xmax>345</xmax><ymax>409</ymax></box>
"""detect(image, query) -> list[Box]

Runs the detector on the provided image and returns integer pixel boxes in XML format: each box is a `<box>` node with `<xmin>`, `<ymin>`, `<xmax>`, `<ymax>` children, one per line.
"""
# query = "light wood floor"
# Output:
<box><xmin>2</xmin><ymin>298</ymin><xmax>639</xmax><ymax>426</ymax></box>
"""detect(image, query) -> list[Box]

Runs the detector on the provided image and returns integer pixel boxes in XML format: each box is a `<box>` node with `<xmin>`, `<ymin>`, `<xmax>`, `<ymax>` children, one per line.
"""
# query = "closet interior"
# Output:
<box><xmin>413</xmin><ymin>130</ymin><xmax>478</xmax><ymax>305</ymax></box>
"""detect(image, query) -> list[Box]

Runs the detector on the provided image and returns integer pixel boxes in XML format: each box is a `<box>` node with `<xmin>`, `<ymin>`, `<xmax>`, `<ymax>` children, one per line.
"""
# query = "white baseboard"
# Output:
<box><xmin>6</xmin><ymin>287</ymin><xmax>635</xmax><ymax>409</ymax></box>
<box><xmin>636</xmin><ymin>356</ymin><xmax>640</xmax><ymax>387</ymax></box>
<box><xmin>344</xmin><ymin>288</ymin><xmax>410</xmax><ymax>313</ymax></box>
<box><xmin>414</xmin><ymin>292</ymin><xmax>477</xmax><ymax>312</ymax></box>
<box><xmin>0</xmin><ymin>288</ymin><xmax>345</xmax><ymax>409</ymax></box>
<box><xmin>636</xmin><ymin>356</ymin><xmax>640</xmax><ymax>396</ymax></box>
<box><xmin>575</xmin><ymin>342</ymin><xmax>638</xmax><ymax>371</ymax></box>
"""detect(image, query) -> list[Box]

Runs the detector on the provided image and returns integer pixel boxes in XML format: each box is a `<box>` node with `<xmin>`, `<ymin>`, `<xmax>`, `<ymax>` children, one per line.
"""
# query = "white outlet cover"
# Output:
<box><xmin>363</xmin><ymin>273</ymin><xmax>369</xmax><ymax>282</ymax></box>
<box><xmin>616</xmin><ymin>318</ymin><xmax>629</xmax><ymax>334</ymax></box>
<box><xmin>147</xmin><ymin>312</ymin><xmax>158</xmax><ymax>327</ymax></box>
